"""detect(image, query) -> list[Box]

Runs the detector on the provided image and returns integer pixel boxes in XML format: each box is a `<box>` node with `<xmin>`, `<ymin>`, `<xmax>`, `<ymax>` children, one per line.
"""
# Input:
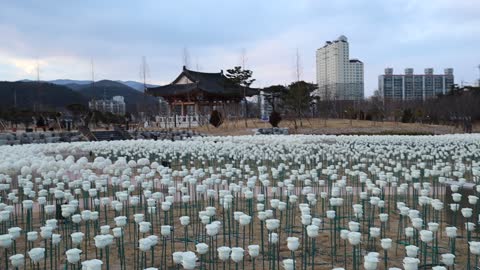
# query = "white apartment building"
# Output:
<box><xmin>315</xmin><ymin>35</ymin><xmax>364</xmax><ymax>100</ymax></box>
<box><xmin>378</xmin><ymin>68</ymin><xmax>454</xmax><ymax>101</ymax></box>
<box><xmin>89</xmin><ymin>96</ymin><xmax>126</xmax><ymax>115</ymax></box>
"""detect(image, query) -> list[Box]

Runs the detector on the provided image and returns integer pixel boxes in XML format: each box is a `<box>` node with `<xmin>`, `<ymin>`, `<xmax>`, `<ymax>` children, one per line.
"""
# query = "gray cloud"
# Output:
<box><xmin>0</xmin><ymin>0</ymin><xmax>479</xmax><ymax>95</ymax></box>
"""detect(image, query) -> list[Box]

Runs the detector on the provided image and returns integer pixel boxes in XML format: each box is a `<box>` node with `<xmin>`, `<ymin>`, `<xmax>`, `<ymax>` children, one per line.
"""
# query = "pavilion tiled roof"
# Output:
<box><xmin>146</xmin><ymin>66</ymin><xmax>259</xmax><ymax>98</ymax></box>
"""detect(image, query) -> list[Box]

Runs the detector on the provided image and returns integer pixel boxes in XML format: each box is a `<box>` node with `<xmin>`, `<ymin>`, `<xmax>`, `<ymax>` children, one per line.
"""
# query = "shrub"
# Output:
<box><xmin>209</xmin><ymin>110</ymin><xmax>224</xmax><ymax>128</ymax></box>
<box><xmin>269</xmin><ymin>111</ymin><xmax>282</xmax><ymax>127</ymax></box>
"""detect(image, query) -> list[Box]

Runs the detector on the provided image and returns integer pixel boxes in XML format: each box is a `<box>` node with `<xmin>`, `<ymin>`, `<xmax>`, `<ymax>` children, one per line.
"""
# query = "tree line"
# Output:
<box><xmin>0</xmin><ymin>104</ymin><xmax>132</xmax><ymax>131</ymax></box>
<box><xmin>222</xmin><ymin>66</ymin><xmax>479</xmax><ymax>130</ymax></box>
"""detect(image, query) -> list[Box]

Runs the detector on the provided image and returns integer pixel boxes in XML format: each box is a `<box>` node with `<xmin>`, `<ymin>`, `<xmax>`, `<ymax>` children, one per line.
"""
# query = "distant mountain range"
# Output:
<box><xmin>117</xmin><ymin>81</ymin><xmax>159</xmax><ymax>91</ymax></box>
<box><xmin>18</xmin><ymin>79</ymin><xmax>160</xmax><ymax>92</ymax></box>
<box><xmin>49</xmin><ymin>79</ymin><xmax>93</xmax><ymax>86</ymax></box>
<box><xmin>0</xmin><ymin>81</ymin><xmax>88</xmax><ymax>111</ymax></box>
<box><xmin>70</xmin><ymin>80</ymin><xmax>159</xmax><ymax>112</ymax></box>
<box><xmin>0</xmin><ymin>79</ymin><xmax>161</xmax><ymax>113</ymax></box>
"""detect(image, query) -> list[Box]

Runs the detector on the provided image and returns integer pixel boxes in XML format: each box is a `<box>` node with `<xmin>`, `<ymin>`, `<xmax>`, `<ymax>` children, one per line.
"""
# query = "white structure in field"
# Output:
<box><xmin>158</xmin><ymin>97</ymin><xmax>169</xmax><ymax>116</ymax></box>
<box><xmin>315</xmin><ymin>35</ymin><xmax>364</xmax><ymax>100</ymax></box>
<box><xmin>89</xmin><ymin>96</ymin><xmax>126</xmax><ymax>115</ymax></box>
<box><xmin>259</xmin><ymin>91</ymin><xmax>273</xmax><ymax>120</ymax></box>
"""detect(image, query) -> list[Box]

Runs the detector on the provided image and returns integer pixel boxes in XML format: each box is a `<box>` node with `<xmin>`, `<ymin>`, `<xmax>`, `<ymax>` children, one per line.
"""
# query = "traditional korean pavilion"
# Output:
<box><xmin>146</xmin><ymin>66</ymin><xmax>258</xmax><ymax>116</ymax></box>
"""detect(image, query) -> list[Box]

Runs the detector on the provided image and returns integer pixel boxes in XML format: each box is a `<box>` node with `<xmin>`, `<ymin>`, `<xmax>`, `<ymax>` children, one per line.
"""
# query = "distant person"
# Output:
<box><xmin>467</xmin><ymin>117</ymin><xmax>473</xmax><ymax>133</ymax></box>
<box><xmin>56</xmin><ymin>199</ymin><xmax>67</xmax><ymax>221</ymax></box>
<box><xmin>161</xmin><ymin>160</ymin><xmax>171</xmax><ymax>168</ymax></box>
<box><xmin>36</xmin><ymin>116</ymin><xmax>46</xmax><ymax>132</ymax></box>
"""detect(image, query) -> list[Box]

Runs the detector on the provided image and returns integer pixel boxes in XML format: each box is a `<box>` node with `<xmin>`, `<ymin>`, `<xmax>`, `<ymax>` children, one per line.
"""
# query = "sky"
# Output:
<box><xmin>0</xmin><ymin>0</ymin><xmax>479</xmax><ymax>96</ymax></box>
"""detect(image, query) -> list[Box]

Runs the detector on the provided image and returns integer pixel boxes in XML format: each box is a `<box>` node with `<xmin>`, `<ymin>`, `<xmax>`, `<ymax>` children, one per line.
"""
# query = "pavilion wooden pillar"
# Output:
<box><xmin>194</xmin><ymin>103</ymin><xmax>199</xmax><ymax>115</ymax></box>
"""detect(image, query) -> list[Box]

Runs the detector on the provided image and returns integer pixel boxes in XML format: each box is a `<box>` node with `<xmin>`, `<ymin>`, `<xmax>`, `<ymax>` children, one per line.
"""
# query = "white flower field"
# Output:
<box><xmin>0</xmin><ymin>134</ymin><xmax>480</xmax><ymax>269</ymax></box>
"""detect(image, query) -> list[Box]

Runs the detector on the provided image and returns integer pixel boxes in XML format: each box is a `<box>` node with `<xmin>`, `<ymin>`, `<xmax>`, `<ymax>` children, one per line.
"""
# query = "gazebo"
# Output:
<box><xmin>146</xmin><ymin>66</ymin><xmax>258</xmax><ymax>117</ymax></box>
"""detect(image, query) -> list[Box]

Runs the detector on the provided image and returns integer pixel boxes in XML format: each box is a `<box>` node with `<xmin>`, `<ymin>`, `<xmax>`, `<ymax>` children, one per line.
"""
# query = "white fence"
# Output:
<box><xmin>155</xmin><ymin>115</ymin><xmax>207</xmax><ymax>128</ymax></box>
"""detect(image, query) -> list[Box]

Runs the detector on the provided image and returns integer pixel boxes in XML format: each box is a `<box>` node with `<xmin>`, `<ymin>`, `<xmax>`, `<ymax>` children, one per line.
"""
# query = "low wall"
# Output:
<box><xmin>0</xmin><ymin>131</ymin><xmax>86</xmax><ymax>146</ymax></box>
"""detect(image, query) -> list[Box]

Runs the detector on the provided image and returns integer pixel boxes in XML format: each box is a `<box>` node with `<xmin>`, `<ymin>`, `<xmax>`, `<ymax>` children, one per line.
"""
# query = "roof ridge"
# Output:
<box><xmin>183</xmin><ymin>66</ymin><xmax>222</xmax><ymax>76</ymax></box>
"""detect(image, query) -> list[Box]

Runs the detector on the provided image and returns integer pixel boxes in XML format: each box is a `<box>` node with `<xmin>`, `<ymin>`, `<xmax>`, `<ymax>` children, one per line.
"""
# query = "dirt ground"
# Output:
<box><xmin>2</xmin><ymin>192</ymin><xmax>477</xmax><ymax>270</ymax></box>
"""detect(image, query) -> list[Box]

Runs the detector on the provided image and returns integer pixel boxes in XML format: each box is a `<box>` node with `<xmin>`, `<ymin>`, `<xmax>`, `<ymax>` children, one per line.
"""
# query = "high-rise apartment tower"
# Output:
<box><xmin>315</xmin><ymin>35</ymin><xmax>364</xmax><ymax>100</ymax></box>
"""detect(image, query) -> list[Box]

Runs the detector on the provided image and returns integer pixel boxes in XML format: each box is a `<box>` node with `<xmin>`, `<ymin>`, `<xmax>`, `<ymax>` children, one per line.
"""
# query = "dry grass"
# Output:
<box><xmin>193</xmin><ymin>118</ymin><xmax>467</xmax><ymax>136</ymax></box>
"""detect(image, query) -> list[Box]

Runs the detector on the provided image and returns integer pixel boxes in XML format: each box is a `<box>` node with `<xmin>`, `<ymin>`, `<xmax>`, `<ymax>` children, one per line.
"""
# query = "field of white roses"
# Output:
<box><xmin>0</xmin><ymin>134</ymin><xmax>480</xmax><ymax>270</ymax></box>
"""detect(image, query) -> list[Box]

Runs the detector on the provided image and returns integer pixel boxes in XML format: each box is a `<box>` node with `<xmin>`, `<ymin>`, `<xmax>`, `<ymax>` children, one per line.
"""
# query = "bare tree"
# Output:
<box><xmin>138</xmin><ymin>56</ymin><xmax>152</xmax><ymax>120</ymax></box>
<box><xmin>240</xmin><ymin>48</ymin><xmax>248</xmax><ymax>69</ymax></box>
<box><xmin>35</xmin><ymin>59</ymin><xmax>41</xmax><ymax>112</ymax></box>
<box><xmin>294</xmin><ymin>48</ymin><xmax>302</xmax><ymax>82</ymax></box>
<box><xmin>141</xmin><ymin>56</ymin><xmax>149</xmax><ymax>91</ymax></box>
<box><xmin>183</xmin><ymin>47</ymin><xmax>190</xmax><ymax>68</ymax></box>
<box><xmin>239</xmin><ymin>48</ymin><xmax>252</xmax><ymax>127</ymax></box>
<box><xmin>91</xmin><ymin>59</ymin><xmax>95</xmax><ymax>89</ymax></box>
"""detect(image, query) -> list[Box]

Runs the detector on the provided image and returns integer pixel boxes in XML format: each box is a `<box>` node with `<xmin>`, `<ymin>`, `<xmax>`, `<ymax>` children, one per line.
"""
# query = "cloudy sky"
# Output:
<box><xmin>0</xmin><ymin>0</ymin><xmax>479</xmax><ymax>96</ymax></box>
